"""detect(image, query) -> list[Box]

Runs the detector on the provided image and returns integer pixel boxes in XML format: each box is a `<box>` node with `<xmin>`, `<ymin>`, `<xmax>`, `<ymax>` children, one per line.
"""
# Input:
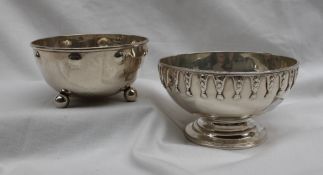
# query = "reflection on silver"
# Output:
<box><xmin>174</xmin><ymin>70</ymin><xmax>181</xmax><ymax>93</ymax></box>
<box><xmin>265</xmin><ymin>74</ymin><xmax>276</xmax><ymax>97</ymax></box>
<box><xmin>213</xmin><ymin>76</ymin><xmax>226</xmax><ymax>100</ymax></box>
<box><xmin>199</xmin><ymin>74</ymin><xmax>209</xmax><ymax>98</ymax></box>
<box><xmin>250</xmin><ymin>76</ymin><xmax>261</xmax><ymax>100</ymax></box>
<box><xmin>232</xmin><ymin>76</ymin><xmax>243</xmax><ymax>100</ymax></box>
<box><xmin>158</xmin><ymin>52</ymin><xmax>299</xmax><ymax>149</ymax></box>
<box><xmin>31</xmin><ymin>34</ymin><xmax>148</xmax><ymax>108</ymax></box>
<box><xmin>184</xmin><ymin>72</ymin><xmax>193</xmax><ymax>96</ymax></box>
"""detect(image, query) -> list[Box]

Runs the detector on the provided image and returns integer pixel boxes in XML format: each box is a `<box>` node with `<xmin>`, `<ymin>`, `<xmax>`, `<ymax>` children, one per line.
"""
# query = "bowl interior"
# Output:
<box><xmin>160</xmin><ymin>52</ymin><xmax>298</xmax><ymax>73</ymax></box>
<box><xmin>31</xmin><ymin>34</ymin><xmax>148</xmax><ymax>50</ymax></box>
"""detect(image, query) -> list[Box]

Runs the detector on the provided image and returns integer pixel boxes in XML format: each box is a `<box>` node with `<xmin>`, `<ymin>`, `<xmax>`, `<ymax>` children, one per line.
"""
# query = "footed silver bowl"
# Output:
<box><xmin>31</xmin><ymin>34</ymin><xmax>148</xmax><ymax>107</ymax></box>
<box><xmin>159</xmin><ymin>52</ymin><xmax>299</xmax><ymax>149</ymax></box>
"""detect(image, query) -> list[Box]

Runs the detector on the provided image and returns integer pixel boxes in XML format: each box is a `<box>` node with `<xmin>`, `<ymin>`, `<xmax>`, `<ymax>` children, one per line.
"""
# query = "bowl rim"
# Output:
<box><xmin>159</xmin><ymin>51</ymin><xmax>299</xmax><ymax>75</ymax></box>
<box><xmin>30</xmin><ymin>33</ymin><xmax>149</xmax><ymax>52</ymax></box>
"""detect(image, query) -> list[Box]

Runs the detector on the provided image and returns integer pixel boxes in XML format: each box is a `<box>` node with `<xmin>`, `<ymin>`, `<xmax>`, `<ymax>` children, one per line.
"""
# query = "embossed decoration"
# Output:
<box><xmin>35</xmin><ymin>51</ymin><xmax>40</xmax><ymax>58</ymax></box>
<box><xmin>174</xmin><ymin>70</ymin><xmax>181</xmax><ymax>93</ymax></box>
<box><xmin>166</xmin><ymin>68</ymin><xmax>175</xmax><ymax>91</ymax></box>
<box><xmin>277</xmin><ymin>71</ymin><xmax>288</xmax><ymax>95</ymax></box>
<box><xmin>212</xmin><ymin>75</ymin><xmax>226</xmax><ymax>100</ymax></box>
<box><xmin>184</xmin><ymin>72</ymin><xmax>193</xmax><ymax>96</ymax></box>
<box><xmin>31</xmin><ymin>34</ymin><xmax>148</xmax><ymax>108</ymax></box>
<box><xmin>114</xmin><ymin>50</ymin><xmax>125</xmax><ymax>64</ymax></box>
<box><xmin>158</xmin><ymin>52</ymin><xmax>299</xmax><ymax>149</ymax></box>
<box><xmin>250</xmin><ymin>76</ymin><xmax>261</xmax><ymax>100</ymax></box>
<box><xmin>159</xmin><ymin>66</ymin><xmax>166</xmax><ymax>88</ymax></box>
<box><xmin>265</xmin><ymin>74</ymin><xmax>276</xmax><ymax>97</ymax></box>
<box><xmin>285</xmin><ymin>69</ymin><xmax>294</xmax><ymax>91</ymax></box>
<box><xmin>61</xmin><ymin>39</ymin><xmax>72</xmax><ymax>47</ymax></box>
<box><xmin>68</xmin><ymin>52</ymin><xmax>82</xmax><ymax>60</ymax></box>
<box><xmin>126</xmin><ymin>48</ymin><xmax>136</xmax><ymax>58</ymax></box>
<box><xmin>115</xmin><ymin>48</ymin><xmax>137</xmax><ymax>65</ymax></box>
<box><xmin>232</xmin><ymin>76</ymin><xmax>243</xmax><ymax>100</ymax></box>
<box><xmin>200</xmin><ymin>74</ymin><xmax>209</xmax><ymax>98</ymax></box>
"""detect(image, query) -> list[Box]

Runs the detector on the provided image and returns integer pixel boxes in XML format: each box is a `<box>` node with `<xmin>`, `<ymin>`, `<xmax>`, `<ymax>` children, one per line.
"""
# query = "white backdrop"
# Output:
<box><xmin>1</xmin><ymin>0</ymin><xmax>323</xmax><ymax>174</ymax></box>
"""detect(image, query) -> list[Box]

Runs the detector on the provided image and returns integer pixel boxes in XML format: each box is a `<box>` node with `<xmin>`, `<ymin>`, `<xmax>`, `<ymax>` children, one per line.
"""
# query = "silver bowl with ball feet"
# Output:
<box><xmin>158</xmin><ymin>52</ymin><xmax>299</xmax><ymax>149</ymax></box>
<box><xmin>31</xmin><ymin>34</ymin><xmax>148</xmax><ymax>108</ymax></box>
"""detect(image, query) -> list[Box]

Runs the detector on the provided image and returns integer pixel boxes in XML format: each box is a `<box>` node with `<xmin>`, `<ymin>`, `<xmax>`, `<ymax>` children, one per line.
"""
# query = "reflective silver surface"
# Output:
<box><xmin>159</xmin><ymin>52</ymin><xmax>299</xmax><ymax>149</ymax></box>
<box><xmin>31</xmin><ymin>34</ymin><xmax>148</xmax><ymax>107</ymax></box>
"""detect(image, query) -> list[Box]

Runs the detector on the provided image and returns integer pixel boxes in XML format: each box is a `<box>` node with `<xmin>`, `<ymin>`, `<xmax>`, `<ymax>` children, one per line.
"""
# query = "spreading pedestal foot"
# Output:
<box><xmin>184</xmin><ymin>117</ymin><xmax>266</xmax><ymax>149</ymax></box>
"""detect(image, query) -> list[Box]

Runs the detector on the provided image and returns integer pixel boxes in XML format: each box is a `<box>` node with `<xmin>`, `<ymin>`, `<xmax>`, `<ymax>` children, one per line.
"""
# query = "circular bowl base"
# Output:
<box><xmin>184</xmin><ymin>118</ymin><xmax>266</xmax><ymax>149</ymax></box>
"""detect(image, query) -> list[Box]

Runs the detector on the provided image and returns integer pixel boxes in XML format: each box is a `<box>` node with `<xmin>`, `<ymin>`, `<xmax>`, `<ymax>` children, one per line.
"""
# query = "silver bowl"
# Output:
<box><xmin>31</xmin><ymin>34</ymin><xmax>148</xmax><ymax>108</ymax></box>
<box><xmin>158</xmin><ymin>52</ymin><xmax>299</xmax><ymax>149</ymax></box>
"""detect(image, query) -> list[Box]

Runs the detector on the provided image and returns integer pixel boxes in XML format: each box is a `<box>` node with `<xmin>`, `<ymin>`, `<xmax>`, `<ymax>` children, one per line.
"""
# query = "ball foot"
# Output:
<box><xmin>184</xmin><ymin>117</ymin><xmax>266</xmax><ymax>149</ymax></box>
<box><xmin>54</xmin><ymin>89</ymin><xmax>71</xmax><ymax>108</ymax></box>
<box><xmin>124</xmin><ymin>86</ymin><xmax>137</xmax><ymax>102</ymax></box>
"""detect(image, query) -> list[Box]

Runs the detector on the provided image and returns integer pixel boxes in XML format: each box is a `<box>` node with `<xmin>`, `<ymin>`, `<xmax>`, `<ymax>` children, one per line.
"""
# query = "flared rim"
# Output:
<box><xmin>159</xmin><ymin>51</ymin><xmax>299</xmax><ymax>75</ymax></box>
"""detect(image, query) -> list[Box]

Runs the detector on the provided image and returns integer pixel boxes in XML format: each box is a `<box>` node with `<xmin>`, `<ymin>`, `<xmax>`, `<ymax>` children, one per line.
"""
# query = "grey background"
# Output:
<box><xmin>0</xmin><ymin>0</ymin><xmax>322</xmax><ymax>174</ymax></box>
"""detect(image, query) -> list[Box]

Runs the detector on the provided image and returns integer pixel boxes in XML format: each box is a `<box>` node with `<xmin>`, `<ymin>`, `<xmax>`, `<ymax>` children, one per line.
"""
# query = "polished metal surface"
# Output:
<box><xmin>54</xmin><ymin>91</ymin><xmax>70</xmax><ymax>108</ymax></box>
<box><xmin>31</xmin><ymin>34</ymin><xmax>148</xmax><ymax>107</ymax></box>
<box><xmin>124</xmin><ymin>86</ymin><xmax>138</xmax><ymax>102</ymax></box>
<box><xmin>158</xmin><ymin>52</ymin><xmax>299</xmax><ymax>149</ymax></box>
